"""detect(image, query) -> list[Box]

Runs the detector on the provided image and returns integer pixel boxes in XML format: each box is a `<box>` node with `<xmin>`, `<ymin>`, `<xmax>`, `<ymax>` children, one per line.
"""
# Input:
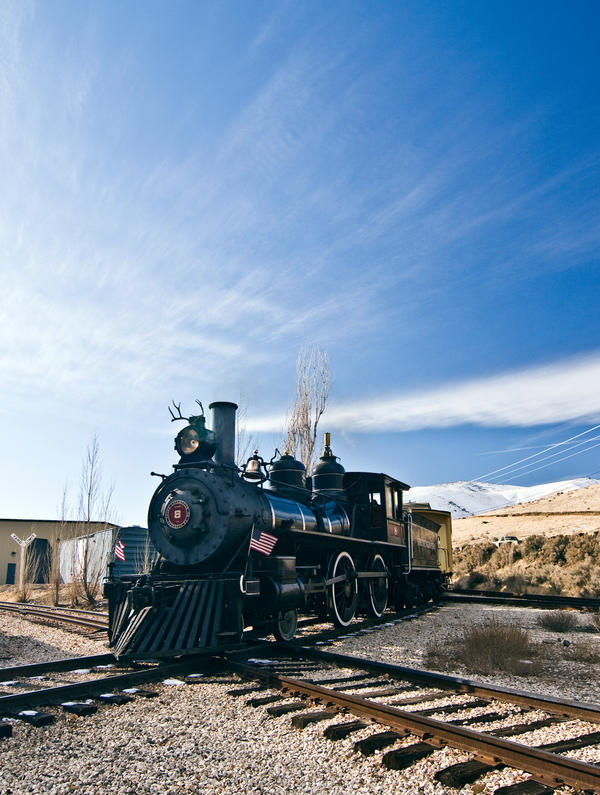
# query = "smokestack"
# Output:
<box><xmin>209</xmin><ymin>401</ymin><xmax>238</xmax><ymax>467</ymax></box>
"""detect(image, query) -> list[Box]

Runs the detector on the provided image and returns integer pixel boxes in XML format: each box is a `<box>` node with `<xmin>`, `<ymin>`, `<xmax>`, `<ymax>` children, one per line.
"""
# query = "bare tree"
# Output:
<box><xmin>133</xmin><ymin>534</ymin><xmax>158</xmax><ymax>575</ymax></box>
<box><xmin>48</xmin><ymin>482</ymin><xmax>71</xmax><ymax>606</ymax></box>
<box><xmin>78</xmin><ymin>433</ymin><xmax>102</xmax><ymax>522</ymax></box>
<box><xmin>47</xmin><ymin>528</ymin><xmax>62</xmax><ymax>606</ymax></box>
<box><xmin>75</xmin><ymin>433</ymin><xmax>117</xmax><ymax>606</ymax></box>
<box><xmin>284</xmin><ymin>344</ymin><xmax>330</xmax><ymax>473</ymax></box>
<box><xmin>67</xmin><ymin>551</ymin><xmax>81</xmax><ymax>606</ymax></box>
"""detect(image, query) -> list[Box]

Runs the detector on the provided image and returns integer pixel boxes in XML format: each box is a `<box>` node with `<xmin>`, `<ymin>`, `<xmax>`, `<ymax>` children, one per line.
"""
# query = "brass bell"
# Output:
<box><xmin>242</xmin><ymin>450</ymin><xmax>267</xmax><ymax>481</ymax></box>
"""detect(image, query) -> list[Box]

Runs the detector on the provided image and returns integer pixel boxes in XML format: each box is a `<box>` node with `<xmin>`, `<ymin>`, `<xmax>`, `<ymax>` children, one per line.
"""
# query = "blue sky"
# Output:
<box><xmin>1</xmin><ymin>1</ymin><xmax>599</xmax><ymax>525</ymax></box>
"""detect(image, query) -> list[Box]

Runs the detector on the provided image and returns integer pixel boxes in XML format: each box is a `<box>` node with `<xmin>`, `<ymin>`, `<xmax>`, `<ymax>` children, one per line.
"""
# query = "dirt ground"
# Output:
<box><xmin>453</xmin><ymin>482</ymin><xmax>600</xmax><ymax>546</ymax></box>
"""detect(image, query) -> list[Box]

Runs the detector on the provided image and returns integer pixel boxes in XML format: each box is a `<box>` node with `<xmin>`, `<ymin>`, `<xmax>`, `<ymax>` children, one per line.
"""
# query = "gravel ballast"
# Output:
<box><xmin>1</xmin><ymin>604</ymin><xmax>599</xmax><ymax>794</ymax></box>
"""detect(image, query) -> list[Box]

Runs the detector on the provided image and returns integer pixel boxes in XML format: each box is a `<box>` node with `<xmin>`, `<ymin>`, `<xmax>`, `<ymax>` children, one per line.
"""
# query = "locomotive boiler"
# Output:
<box><xmin>105</xmin><ymin>400</ymin><xmax>452</xmax><ymax>658</ymax></box>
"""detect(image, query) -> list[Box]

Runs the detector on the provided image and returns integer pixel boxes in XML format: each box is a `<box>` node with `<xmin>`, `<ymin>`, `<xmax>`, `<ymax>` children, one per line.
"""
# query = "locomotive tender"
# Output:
<box><xmin>105</xmin><ymin>401</ymin><xmax>452</xmax><ymax>658</ymax></box>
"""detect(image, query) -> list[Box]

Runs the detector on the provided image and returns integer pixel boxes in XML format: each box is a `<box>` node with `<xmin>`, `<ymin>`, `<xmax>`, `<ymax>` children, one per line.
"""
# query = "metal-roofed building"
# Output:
<box><xmin>59</xmin><ymin>525</ymin><xmax>157</xmax><ymax>583</ymax></box>
<box><xmin>0</xmin><ymin>519</ymin><xmax>118</xmax><ymax>586</ymax></box>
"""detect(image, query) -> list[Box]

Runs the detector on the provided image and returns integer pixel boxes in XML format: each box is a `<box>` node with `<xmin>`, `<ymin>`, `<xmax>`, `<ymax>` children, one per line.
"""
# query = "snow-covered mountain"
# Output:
<box><xmin>405</xmin><ymin>477</ymin><xmax>599</xmax><ymax>519</ymax></box>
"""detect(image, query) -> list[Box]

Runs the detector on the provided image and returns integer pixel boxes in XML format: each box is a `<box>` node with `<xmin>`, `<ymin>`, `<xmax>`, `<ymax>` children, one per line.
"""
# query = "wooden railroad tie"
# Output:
<box><xmin>267</xmin><ymin>702</ymin><xmax>307</xmax><ymax>717</ymax></box>
<box><xmin>354</xmin><ymin>730</ymin><xmax>403</xmax><ymax>755</ymax></box>
<box><xmin>291</xmin><ymin>709</ymin><xmax>338</xmax><ymax>729</ymax></box>
<box><xmin>494</xmin><ymin>780</ymin><xmax>555</xmax><ymax>795</ymax></box>
<box><xmin>382</xmin><ymin>742</ymin><xmax>438</xmax><ymax>770</ymax></box>
<box><xmin>246</xmin><ymin>694</ymin><xmax>282</xmax><ymax>707</ymax></box>
<box><xmin>323</xmin><ymin>720</ymin><xmax>369</xmax><ymax>740</ymax></box>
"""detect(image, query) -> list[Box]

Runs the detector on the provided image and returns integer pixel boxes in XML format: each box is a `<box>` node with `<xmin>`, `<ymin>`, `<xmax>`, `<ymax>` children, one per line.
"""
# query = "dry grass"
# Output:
<box><xmin>536</xmin><ymin>611</ymin><xmax>579</xmax><ymax>633</ymax></box>
<box><xmin>426</xmin><ymin>616</ymin><xmax>540</xmax><ymax>676</ymax></box>
<box><xmin>0</xmin><ymin>583</ymin><xmax>106</xmax><ymax>609</ymax></box>
<box><xmin>15</xmin><ymin>581</ymin><xmax>33</xmax><ymax>603</ymax></box>
<box><xmin>452</xmin><ymin>483</ymin><xmax>600</xmax><ymax>547</ymax></box>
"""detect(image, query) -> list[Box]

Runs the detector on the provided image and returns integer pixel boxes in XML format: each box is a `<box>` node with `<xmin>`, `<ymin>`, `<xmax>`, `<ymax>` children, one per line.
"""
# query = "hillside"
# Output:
<box><xmin>406</xmin><ymin>477</ymin><xmax>598</xmax><ymax>519</ymax></box>
<box><xmin>452</xmin><ymin>482</ymin><xmax>600</xmax><ymax>547</ymax></box>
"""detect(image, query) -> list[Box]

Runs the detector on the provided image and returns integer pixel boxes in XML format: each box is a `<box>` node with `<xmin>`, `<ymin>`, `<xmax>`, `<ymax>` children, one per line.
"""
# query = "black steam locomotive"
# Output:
<box><xmin>105</xmin><ymin>401</ymin><xmax>452</xmax><ymax>658</ymax></box>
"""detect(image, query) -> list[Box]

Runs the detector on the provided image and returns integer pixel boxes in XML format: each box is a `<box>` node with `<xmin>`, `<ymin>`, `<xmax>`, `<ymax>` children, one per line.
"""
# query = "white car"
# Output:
<box><xmin>495</xmin><ymin>535</ymin><xmax>520</xmax><ymax>546</ymax></box>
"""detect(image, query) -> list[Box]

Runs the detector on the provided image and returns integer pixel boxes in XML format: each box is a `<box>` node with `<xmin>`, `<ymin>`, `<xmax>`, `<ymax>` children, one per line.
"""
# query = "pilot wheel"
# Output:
<box><xmin>273</xmin><ymin>609</ymin><xmax>298</xmax><ymax>642</ymax></box>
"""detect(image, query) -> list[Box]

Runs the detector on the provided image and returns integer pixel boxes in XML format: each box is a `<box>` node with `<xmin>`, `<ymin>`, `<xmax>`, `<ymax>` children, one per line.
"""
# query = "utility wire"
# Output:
<box><xmin>474</xmin><ymin>422</ymin><xmax>600</xmax><ymax>480</ymax></box>
<box><xmin>462</xmin><ymin>467</ymin><xmax>600</xmax><ymax>518</ymax></box>
<box><xmin>485</xmin><ymin>434</ymin><xmax>600</xmax><ymax>482</ymax></box>
<box><xmin>487</xmin><ymin>440</ymin><xmax>600</xmax><ymax>483</ymax></box>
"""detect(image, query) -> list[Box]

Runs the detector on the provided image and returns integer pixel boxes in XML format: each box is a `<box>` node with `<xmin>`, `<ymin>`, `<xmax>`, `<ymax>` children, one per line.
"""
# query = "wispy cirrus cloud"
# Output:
<box><xmin>248</xmin><ymin>352</ymin><xmax>600</xmax><ymax>433</ymax></box>
<box><xmin>2</xmin><ymin>5</ymin><xmax>598</xmax><ymax>434</ymax></box>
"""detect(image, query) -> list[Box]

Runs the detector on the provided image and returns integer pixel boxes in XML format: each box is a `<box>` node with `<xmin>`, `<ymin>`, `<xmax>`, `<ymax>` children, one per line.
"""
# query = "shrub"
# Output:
<box><xmin>454</xmin><ymin>571</ymin><xmax>489</xmax><ymax>589</ymax></box>
<box><xmin>453</xmin><ymin>533</ymin><xmax>600</xmax><ymax>597</ymax></box>
<box><xmin>15</xmin><ymin>581</ymin><xmax>33</xmax><ymax>603</ymax></box>
<box><xmin>564</xmin><ymin>641</ymin><xmax>600</xmax><ymax>664</ymax></box>
<box><xmin>459</xmin><ymin>618</ymin><xmax>536</xmax><ymax>675</ymax></box>
<box><xmin>536</xmin><ymin>611</ymin><xmax>578</xmax><ymax>632</ymax></box>
<box><xmin>494</xmin><ymin>544</ymin><xmax>522</xmax><ymax>567</ymax></box>
<box><xmin>454</xmin><ymin>542</ymin><xmax>497</xmax><ymax>571</ymax></box>
<box><xmin>565</xmin><ymin>562</ymin><xmax>600</xmax><ymax>597</ymax></box>
<box><xmin>426</xmin><ymin>617</ymin><xmax>539</xmax><ymax>676</ymax></box>
<box><xmin>564</xmin><ymin>534</ymin><xmax>600</xmax><ymax>565</ymax></box>
<box><xmin>539</xmin><ymin>536</ymin><xmax>569</xmax><ymax>566</ymax></box>
<box><xmin>499</xmin><ymin>573</ymin><xmax>528</xmax><ymax>595</ymax></box>
<box><xmin>523</xmin><ymin>535</ymin><xmax>545</xmax><ymax>556</ymax></box>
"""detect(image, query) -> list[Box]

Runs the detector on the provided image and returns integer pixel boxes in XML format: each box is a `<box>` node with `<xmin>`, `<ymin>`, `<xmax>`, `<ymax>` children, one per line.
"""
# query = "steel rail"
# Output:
<box><xmin>446</xmin><ymin>589</ymin><xmax>600</xmax><ymax>610</ymax></box>
<box><xmin>0</xmin><ymin>602</ymin><xmax>108</xmax><ymax>631</ymax></box>
<box><xmin>0</xmin><ymin>601</ymin><xmax>108</xmax><ymax>617</ymax></box>
<box><xmin>0</xmin><ymin>654</ymin><xmax>117</xmax><ymax>680</ymax></box>
<box><xmin>226</xmin><ymin>658</ymin><xmax>600</xmax><ymax>792</ymax></box>
<box><xmin>0</xmin><ymin>658</ymin><xmax>207</xmax><ymax>715</ymax></box>
<box><xmin>275</xmin><ymin>645</ymin><xmax>600</xmax><ymax>724</ymax></box>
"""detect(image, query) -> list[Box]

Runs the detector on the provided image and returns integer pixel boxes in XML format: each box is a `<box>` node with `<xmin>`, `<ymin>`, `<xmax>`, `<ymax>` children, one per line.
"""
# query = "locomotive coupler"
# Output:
<box><xmin>127</xmin><ymin>575</ymin><xmax>156</xmax><ymax>611</ymax></box>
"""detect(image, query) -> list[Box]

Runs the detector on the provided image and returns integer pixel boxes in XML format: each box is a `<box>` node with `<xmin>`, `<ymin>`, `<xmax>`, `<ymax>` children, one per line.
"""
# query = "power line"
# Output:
<box><xmin>485</xmin><ymin>435</ymin><xmax>600</xmax><ymax>482</ymax></box>
<box><xmin>474</xmin><ymin>422</ymin><xmax>600</xmax><ymax>480</ymax></box>
<box><xmin>487</xmin><ymin>440</ymin><xmax>600</xmax><ymax>483</ymax></box>
<box><xmin>462</xmin><ymin>467</ymin><xmax>600</xmax><ymax>518</ymax></box>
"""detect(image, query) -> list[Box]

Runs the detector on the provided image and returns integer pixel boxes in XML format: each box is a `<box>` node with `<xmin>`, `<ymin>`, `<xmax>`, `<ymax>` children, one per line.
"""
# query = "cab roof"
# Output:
<box><xmin>344</xmin><ymin>471</ymin><xmax>411</xmax><ymax>491</ymax></box>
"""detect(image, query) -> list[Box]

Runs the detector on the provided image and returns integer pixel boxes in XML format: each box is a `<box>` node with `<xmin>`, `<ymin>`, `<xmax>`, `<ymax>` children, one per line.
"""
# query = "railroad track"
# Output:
<box><xmin>0</xmin><ymin>599</ymin><xmax>427</xmax><ymax>641</ymax></box>
<box><xmin>224</xmin><ymin>643</ymin><xmax>600</xmax><ymax>793</ymax></box>
<box><xmin>0</xmin><ymin>651</ymin><xmax>228</xmax><ymax>728</ymax></box>
<box><xmin>3</xmin><ymin>599</ymin><xmax>600</xmax><ymax>792</ymax></box>
<box><xmin>2</xmin><ymin>640</ymin><xmax>600</xmax><ymax>791</ymax></box>
<box><xmin>0</xmin><ymin>600</ymin><xmax>109</xmax><ymax>633</ymax></box>
<box><xmin>447</xmin><ymin>589</ymin><xmax>600</xmax><ymax>611</ymax></box>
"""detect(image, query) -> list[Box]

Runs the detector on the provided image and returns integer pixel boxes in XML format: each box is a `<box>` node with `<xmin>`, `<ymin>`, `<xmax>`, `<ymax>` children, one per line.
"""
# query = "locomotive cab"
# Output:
<box><xmin>343</xmin><ymin>472</ymin><xmax>409</xmax><ymax>543</ymax></box>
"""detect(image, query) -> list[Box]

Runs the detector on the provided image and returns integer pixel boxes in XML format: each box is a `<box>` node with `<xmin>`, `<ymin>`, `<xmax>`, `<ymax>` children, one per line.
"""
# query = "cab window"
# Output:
<box><xmin>369</xmin><ymin>490</ymin><xmax>384</xmax><ymax>527</ymax></box>
<box><xmin>385</xmin><ymin>484</ymin><xmax>403</xmax><ymax>520</ymax></box>
<box><xmin>385</xmin><ymin>484</ymin><xmax>395</xmax><ymax>519</ymax></box>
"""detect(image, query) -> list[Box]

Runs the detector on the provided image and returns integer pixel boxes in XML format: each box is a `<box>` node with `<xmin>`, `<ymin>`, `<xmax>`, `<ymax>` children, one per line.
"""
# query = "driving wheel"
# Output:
<box><xmin>328</xmin><ymin>550</ymin><xmax>358</xmax><ymax>627</ymax></box>
<box><xmin>367</xmin><ymin>553</ymin><xmax>388</xmax><ymax>618</ymax></box>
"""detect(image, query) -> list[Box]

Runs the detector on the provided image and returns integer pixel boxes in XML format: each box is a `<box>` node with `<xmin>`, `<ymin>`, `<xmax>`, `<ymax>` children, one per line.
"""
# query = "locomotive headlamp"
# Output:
<box><xmin>171</xmin><ymin>402</ymin><xmax>218</xmax><ymax>461</ymax></box>
<box><xmin>177</xmin><ymin>427</ymin><xmax>200</xmax><ymax>456</ymax></box>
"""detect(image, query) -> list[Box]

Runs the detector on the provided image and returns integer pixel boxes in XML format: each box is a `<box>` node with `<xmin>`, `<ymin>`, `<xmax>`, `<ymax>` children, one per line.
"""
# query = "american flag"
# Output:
<box><xmin>114</xmin><ymin>539</ymin><xmax>125</xmax><ymax>562</ymax></box>
<box><xmin>249</xmin><ymin>527</ymin><xmax>277</xmax><ymax>556</ymax></box>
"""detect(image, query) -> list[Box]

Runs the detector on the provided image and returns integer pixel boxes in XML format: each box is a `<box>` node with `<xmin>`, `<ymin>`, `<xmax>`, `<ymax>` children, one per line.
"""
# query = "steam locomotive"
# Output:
<box><xmin>105</xmin><ymin>401</ymin><xmax>452</xmax><ymax>658</ymax></box>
